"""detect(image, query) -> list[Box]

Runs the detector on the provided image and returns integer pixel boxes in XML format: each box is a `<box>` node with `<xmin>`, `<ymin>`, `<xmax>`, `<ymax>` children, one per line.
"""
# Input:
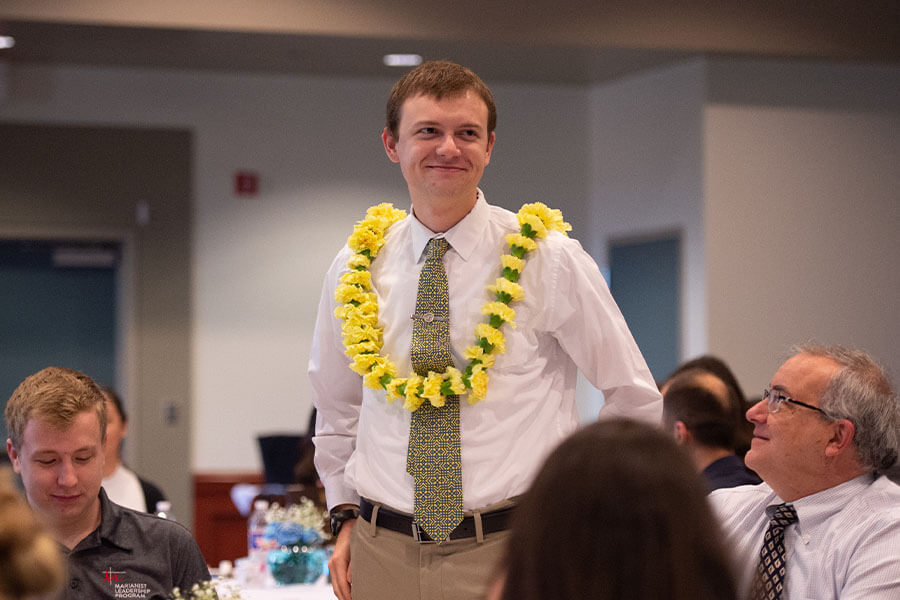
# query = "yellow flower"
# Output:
<box><xmin>475</xmin><ymin>323</ymin><xmax>506</xmax><ymax>354</ymax></box>
<box><xmin>347</xmin><ymin>225</ymin><xmax>383</xmax><ymax>256</ymax></box>
<box><xmin>469</xmin><ymin>366</ymin><xmax>489</xmax><ymax>402</ymax></box>
<box><xmin>338</xmin><ymin>300</ymin><xmax>379</xmax><ymax>327</ymax></box>
<box><xmin>518</xmin><ymin>212</ymin><xmax>548</xmax><ymax>238</ymax></box>
<box><xmin>342</xmin><ymin>325</ymin><xmax>382</xmax><ymax>346</ymax></box>
<box><xmin>520</xmin><ymin>202</ymin><xmax>571</xmax><ymax>235</ymax></box>
<box><xmin>345</xmin><ymin>340</ymin><xmax>380</xmax><ymax>358</ymax></box>
<box><xmin>363</xmin><ymin>359</ymin><xmax>396</xmax><ymax>389</ymax></box>
<box><xmin>346</xmin><ymin>253</ymin><xmax>371</xmax><ymax>270</ymax></box>
<box><xmin>349</xmin><ymin>353</ymin><xmax>380</xmax><ymax>375</ymax></box>
<box><xmin>505</xmin><ymin>233</ymin><xmax>538</xmax><ymax>252</ymax></box>
<box><xmin>366</xmin><ymin>203</ymin><xmax>407</xmax><ymax>225</ymax></box>
<box><xmin>340</xmin><ymin>270</ymin><xmax>372</xmax><ymax>290</ymax></box>
<box><xmin>445</xmin><ymin>366</ymin><xmax>467</xmax><ymax>395</ymax></box>
<box><xmin>335</xmin><ymin>284</ymin><xmax>375</xmax><ymax>306</ymax></box>
<box><xmin>385</xmin><ymin>377</ymin><xmax>407</xmax><ymax>403</ymax></box>
<box><xmin>464</xmin><ymin>346</ymin><xmax>496</xmax><ymax>368</ymax></box>
<box><xmin>403</xmin><ymin>375</ymin><xmax>425</xmax><ymax>411</ymax></box>
<box><xmin>422</xmin><ymin>372</ymin><xmax>446</xmax><ymax>407</ymax></box>
<box><xmin>481</xmin><ymin>301</ymin><xmax>516</xmax><ymax>327</ymax></box>
<box><xmin>500</xmin><ymin>254</ymin><xmax>524</xmax><ymax>272</ymax></box>
<box><xmin>488</xmin><ymin>278</ymin><xmax>525</xmax><ymax>302</ymax></box>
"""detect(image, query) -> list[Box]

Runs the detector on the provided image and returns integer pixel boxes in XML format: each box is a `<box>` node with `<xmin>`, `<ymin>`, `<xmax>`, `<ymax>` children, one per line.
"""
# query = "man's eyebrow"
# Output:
<box><xmin>411</xmin><ymin>120</ymin><xmax>484</xmax><ymax>130</ymax></box>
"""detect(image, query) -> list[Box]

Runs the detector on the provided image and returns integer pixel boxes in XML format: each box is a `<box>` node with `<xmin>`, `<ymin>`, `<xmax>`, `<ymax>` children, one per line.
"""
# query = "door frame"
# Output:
<box><xmin>0</xmin><ymin>223</ymin><xmax>138</xmax><ymax>460</ymax></box>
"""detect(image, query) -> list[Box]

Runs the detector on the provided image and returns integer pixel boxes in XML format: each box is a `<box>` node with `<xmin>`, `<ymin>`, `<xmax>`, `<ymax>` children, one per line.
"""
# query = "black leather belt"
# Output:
<box><xmin>359</xmin><ymin>499</ymin><xmax>513</xmax><ymax>543</ymax></box>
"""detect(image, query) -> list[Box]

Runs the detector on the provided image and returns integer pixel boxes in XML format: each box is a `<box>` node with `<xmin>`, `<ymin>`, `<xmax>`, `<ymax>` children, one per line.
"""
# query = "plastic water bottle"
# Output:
<box><xmin>155</xmin><ymin>500</ymin><xmax>175</xmax><ymax>521</ymax></box>
<box><xmin>246</xmin><ymin>499</ymin><xmax>270</xmax><ymax>585</ymax></box>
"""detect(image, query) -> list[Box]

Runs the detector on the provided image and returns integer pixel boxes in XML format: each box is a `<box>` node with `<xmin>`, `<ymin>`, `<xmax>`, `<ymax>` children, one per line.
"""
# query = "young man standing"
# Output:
<box><xmin>310</xmin><ymin>60</ymin><xmax>661</xmax><ymax>600</ymax></box>
<box><xmin>5</xmin><ymin>366</ymin><xmax>210</xmax><ymax>599</ymax></box>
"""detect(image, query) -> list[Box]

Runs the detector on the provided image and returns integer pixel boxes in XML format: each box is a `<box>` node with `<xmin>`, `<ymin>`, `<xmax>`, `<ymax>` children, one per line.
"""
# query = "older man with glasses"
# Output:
<box><xmin>710</xmin><ymin>344</ymin><xmax>900</xmax><ymax>600</ymax></box>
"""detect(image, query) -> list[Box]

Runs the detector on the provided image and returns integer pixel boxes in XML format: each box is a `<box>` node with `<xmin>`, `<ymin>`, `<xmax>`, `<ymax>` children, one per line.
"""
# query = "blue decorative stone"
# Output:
<box><xmin>267</xmin><ymin>545</ymin><xmax>327</xmax><ymax>585</ymax></box>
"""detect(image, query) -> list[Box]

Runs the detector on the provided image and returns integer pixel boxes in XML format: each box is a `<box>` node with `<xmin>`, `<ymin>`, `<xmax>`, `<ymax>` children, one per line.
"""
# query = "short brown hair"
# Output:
<box><xmin>5</xmin><ymin>367</ymin><xmax>107</xmax><ymax>450</ymax></box>
<box><xmin>385</xmin><ymin>60</ymin><xmax>497</xmax><ymax>138</ymax></box>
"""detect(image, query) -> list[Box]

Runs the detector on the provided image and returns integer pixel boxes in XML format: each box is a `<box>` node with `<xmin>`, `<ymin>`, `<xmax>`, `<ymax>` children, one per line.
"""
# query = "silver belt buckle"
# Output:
<box><xmin>410</xmin><ymin>521</ymin><xmax>436</xmax><ymax>544</ymax></box>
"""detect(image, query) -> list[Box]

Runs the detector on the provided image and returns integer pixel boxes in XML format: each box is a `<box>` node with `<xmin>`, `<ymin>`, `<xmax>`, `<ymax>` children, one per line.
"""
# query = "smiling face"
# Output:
<box><xmin>8</xmin><ymin>411</ymin><xmax>104</xmax><ymax>538</ymax></box>
<box><xmin>382</xmin><ymin>91</ymin><xmax>495</xmax><ymax>230</ymax></box>
<box><xmin>744</xmin><ymin>353</ymin><xmax>843</xmax><ymax>499</ymax></box>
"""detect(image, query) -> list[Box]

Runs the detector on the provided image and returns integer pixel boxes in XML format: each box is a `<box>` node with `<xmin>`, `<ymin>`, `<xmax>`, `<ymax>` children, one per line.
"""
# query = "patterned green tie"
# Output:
<box><xmin>406</xmin><ymin>238</ymin><xmax>464</xmax><ymax>542</ymax></box>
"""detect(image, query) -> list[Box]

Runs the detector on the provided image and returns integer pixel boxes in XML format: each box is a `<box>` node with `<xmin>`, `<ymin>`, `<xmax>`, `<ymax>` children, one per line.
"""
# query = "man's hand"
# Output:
<box><xmin>329</xmin><ymin>518</ymin><xmax>355</xmax><ymax>600</ymax></box>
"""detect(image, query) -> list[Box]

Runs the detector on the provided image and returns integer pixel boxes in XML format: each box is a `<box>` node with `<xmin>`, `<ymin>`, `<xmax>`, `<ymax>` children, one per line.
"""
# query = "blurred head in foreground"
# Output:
<box><xmin>490</xmin><ymin>419</ymin><xmax>736</xmax><ymax>600</ymax></box>
<box><xmin>0</xmin><ymin>466</ymin><xmax>64</xmax><ymax>600</ymax></box>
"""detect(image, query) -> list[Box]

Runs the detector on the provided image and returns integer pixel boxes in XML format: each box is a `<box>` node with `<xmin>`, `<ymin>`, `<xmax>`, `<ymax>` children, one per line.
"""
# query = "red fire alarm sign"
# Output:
<box><xmin>235</xmin><ymin>171</ymin><xmax>259</xmax><ymax>196</ymax></box>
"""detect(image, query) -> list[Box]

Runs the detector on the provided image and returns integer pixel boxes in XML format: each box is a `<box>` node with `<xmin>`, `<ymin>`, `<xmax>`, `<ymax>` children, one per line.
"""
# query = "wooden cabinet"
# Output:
<box><xmin>192</xmin><ymin>472</ymin><xmax>264</xmax><ymax>566</ymax></box>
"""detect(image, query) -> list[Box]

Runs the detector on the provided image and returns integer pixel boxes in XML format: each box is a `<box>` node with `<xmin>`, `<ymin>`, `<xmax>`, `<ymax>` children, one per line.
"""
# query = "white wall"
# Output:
<box><xmin>3</xmin><ymin>57</ymin><xmax>898</xmax><ymax>478</ymax></box>
<box><xmin>0</xmin><ymin>62</ymin><xmax>591</xmax><ymax>472</ymax></box>
<box><xmin>704</xmin><ymin>60</ymin><xmax>900</xmax><ymax>394</ymax></box>
<box><xmin>588</xmin><ymin>59</ymin><xmax>707</xmax><ymax>362</ymax></box>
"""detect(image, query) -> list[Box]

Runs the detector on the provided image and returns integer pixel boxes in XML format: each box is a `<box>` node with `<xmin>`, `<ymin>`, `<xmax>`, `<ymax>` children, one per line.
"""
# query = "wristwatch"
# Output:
<box><xmin>330</xmin><ymin>507</ymin><xmax>360</xmax><ymax>537</ymax></box>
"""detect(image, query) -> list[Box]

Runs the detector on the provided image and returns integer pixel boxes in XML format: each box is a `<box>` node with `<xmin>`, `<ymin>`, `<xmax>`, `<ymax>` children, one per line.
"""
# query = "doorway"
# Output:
<box><xmin>0</xmin><ymin>239</ymin><xmax>119</xmax><ymax>442</ymax></box>
<box><xmin>609</xmin><ymin>233</ymin><xmax>681</xmax><ymax>382</ymax></box>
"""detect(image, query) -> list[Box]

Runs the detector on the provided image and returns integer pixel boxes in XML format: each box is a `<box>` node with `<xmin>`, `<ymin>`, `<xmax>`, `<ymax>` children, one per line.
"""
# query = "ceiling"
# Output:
<box><xmin>0</xmin><ymin>1</ymin><xmax>898</xmax><ymax>85</ymax></box>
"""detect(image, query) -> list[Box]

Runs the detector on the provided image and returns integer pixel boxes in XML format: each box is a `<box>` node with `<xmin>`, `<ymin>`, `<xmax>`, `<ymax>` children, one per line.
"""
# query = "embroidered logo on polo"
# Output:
<box><xmin>100</xmin><ymin>567</ymin><xmax>152</xmax><ymax>599</ymax></box>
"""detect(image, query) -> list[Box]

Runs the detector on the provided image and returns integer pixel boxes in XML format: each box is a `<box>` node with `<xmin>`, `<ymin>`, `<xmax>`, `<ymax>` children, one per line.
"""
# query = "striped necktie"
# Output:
<box><xmin>406</xmin><ymin>238</ymin><xmax>464</xmax><ymax>542</ymax></box>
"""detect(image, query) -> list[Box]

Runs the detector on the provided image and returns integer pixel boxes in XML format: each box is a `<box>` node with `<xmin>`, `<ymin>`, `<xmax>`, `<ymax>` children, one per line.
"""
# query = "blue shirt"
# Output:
<box><xmin>703</xmin><ymin>454</ymin><xmax>761</xmax><ymax>491</ymax></box>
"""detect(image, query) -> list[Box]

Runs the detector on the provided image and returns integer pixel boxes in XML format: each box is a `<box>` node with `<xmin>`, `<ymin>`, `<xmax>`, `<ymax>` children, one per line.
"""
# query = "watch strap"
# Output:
<box><xmin>330</xmin><ymin>507</ymin><xmax>360</xmax><ymax>537</ymax></box>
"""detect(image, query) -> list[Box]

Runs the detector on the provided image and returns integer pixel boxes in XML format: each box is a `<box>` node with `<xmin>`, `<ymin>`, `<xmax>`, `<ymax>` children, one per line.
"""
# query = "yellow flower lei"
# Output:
<box><xmin>335</xmin><ymin>202</ymin><xmax>571</xmax><ymax>411</ymax></box>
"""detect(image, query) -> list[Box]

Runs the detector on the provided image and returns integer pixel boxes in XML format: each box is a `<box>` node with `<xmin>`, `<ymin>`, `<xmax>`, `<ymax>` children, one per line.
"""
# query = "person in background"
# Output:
<box><xmin>5</xmin><ymin>367</ymin><xmax>210</xmax><ymax>599</ymax></box>
<box><xmin>0</xmin><ymin>466</ymin><xmax>64</xmax><ymax>600</ymax></box>
<box><xmin>99</xmin><ymin>386</ymin><xmax>167</xmax><ymax>513</ymax></box>
<box><xmin>663</xmin><ymin>369</ymin><xmax>761</xmax><ymax>490</ymax></box>
<box><xmin>710</xmin><ymin>344</ymin><xmax>900</xmax><ymax>599</ymax></box>
<box><xmin>488</xmin><ymin>419</ymin><xmax>737</xmax><ymax>600</ymax></box>
<box><xmin>309</xmin><ymin>60</ymin><xmax>661</xmax><ymax>600</ymax></box>
<box><xmin>664</xmin><ymin>354</ymin><xmax>753</xmax><ymax>458</ymax></box>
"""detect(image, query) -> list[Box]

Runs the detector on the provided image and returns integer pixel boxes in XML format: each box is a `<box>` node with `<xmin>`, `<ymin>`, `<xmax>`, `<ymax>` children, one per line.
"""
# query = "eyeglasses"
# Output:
<box><xmin>762</xmin><ymin>388</ymin><xmax>832</xmax><ymax>419</ymax></box>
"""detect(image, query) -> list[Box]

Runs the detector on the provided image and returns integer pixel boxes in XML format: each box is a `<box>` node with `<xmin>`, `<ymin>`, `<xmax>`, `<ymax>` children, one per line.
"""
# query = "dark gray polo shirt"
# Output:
<box><xmin>56</xmin><ymin>489</ymin><xmax>210</xmax><ymax>600</ymax></box>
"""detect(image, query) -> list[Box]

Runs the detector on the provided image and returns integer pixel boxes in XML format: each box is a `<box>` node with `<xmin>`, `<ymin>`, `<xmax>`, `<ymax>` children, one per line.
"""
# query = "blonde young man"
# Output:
<box><xmin>309</xmin><ymin>60</ymin><xmax>661</xmax><ymax>600</ymax></box>
<box><xmin>5</xmin><ymin>367</ymin><xmax>210</xmax><ymax>600</ymax></box>
<box><xmin>710</xmin><ymin>345</ymin><xmax>900</xmax><ymax>599</ymax></box>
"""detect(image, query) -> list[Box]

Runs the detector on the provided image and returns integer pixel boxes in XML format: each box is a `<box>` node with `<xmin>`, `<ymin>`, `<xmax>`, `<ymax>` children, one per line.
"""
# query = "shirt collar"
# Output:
<box><xmin>768</xmin><ymin>473</ymin><xmax>876</xmax><ymax>538</ymax></box>
<box><xmin>409</xmin><ymin>189</ymin><xmax>489</xmax><ymax>263</ymax></box>
<box><xmin>791</xmin><ymin>472</ymin><xmax>875</xmax><ymax>516</ymax></box>
<box><xmin>65</xmin><ymin>488</ymin><xmax>130</xmax><ymax>553</ymax></box>
<box><xmin>98</xmin><ymin>487</ymin><xmax>132</xmax><ymax>551</ymax></box>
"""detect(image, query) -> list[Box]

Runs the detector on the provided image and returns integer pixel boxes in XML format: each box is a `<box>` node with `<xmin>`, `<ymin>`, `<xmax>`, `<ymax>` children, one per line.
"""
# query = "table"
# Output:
<box><xmin>216</xmin><ymin>579</ymin><xmax>335</xmax><ymax>600</ymax></box>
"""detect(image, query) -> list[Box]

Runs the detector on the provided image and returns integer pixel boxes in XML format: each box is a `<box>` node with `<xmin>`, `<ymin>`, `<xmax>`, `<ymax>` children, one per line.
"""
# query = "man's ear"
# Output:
<box><xmin>7</xmin><ymin>439</ymin><xmax>21</xmax><ymax>473</ymax></box>
<box><xmin>673</xmin><ymin>421</ymin><xmax>690</xmax><ymax>445</ymax></box>
<box><xmin>483</xmin><ymin>131</ymin><xmax>496</xmax><ymax>166</ymax></box>
<box><xmin>824</xmin><ymin>419</ymin><xmax>856</xmax><ymax>458</ymax></box>
<box><xmin>382</xmin><ymin>127</ymin><xmax>400</xmax><ymax>163</ymax></box>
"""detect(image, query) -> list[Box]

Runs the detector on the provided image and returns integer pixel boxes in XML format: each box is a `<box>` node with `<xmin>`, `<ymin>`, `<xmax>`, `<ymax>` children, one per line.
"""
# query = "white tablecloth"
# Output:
<box><xmin>216</xmin><ymin>580</ymin><xmax>335</xmax><ymax>600</ymax></box>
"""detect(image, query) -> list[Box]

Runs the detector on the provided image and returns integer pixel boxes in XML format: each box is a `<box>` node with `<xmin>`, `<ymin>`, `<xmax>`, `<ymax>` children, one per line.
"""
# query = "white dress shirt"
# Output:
<box><xmin>309</xmin><ymin>191</ymin><xmax>661</xmax><ymax>513</ymax></box>
<box><xmin>710</xmin><ymin>474</ymin><xmax>900</xmax><ymax>599</ymax></box>
<box><xmin>102</xmin><ymin>463</ymin><xmax>147</xmax><ymax>512</ymax></box>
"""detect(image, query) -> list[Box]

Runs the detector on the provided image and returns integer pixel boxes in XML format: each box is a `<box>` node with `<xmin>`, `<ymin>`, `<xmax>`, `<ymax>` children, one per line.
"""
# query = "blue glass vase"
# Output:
<box><xmin>267</xmin><ymin>544</ymin><xmax>326</xmax><ymax>585</ymax></box>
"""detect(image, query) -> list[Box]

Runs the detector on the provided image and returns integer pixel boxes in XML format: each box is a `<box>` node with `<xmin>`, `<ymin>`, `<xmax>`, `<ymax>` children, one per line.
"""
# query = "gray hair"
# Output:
<box><xmin>792</xmin><ymin>344</ymin><xmax>899</xmax><ymax>472</ymax></box>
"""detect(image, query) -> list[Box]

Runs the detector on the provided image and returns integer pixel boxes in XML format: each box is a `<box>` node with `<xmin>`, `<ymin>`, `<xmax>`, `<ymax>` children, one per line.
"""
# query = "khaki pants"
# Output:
<box><xmin>349</xmin><ymin>503</ymin><xmax>510</xmax><ymax>600</ymax></box>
